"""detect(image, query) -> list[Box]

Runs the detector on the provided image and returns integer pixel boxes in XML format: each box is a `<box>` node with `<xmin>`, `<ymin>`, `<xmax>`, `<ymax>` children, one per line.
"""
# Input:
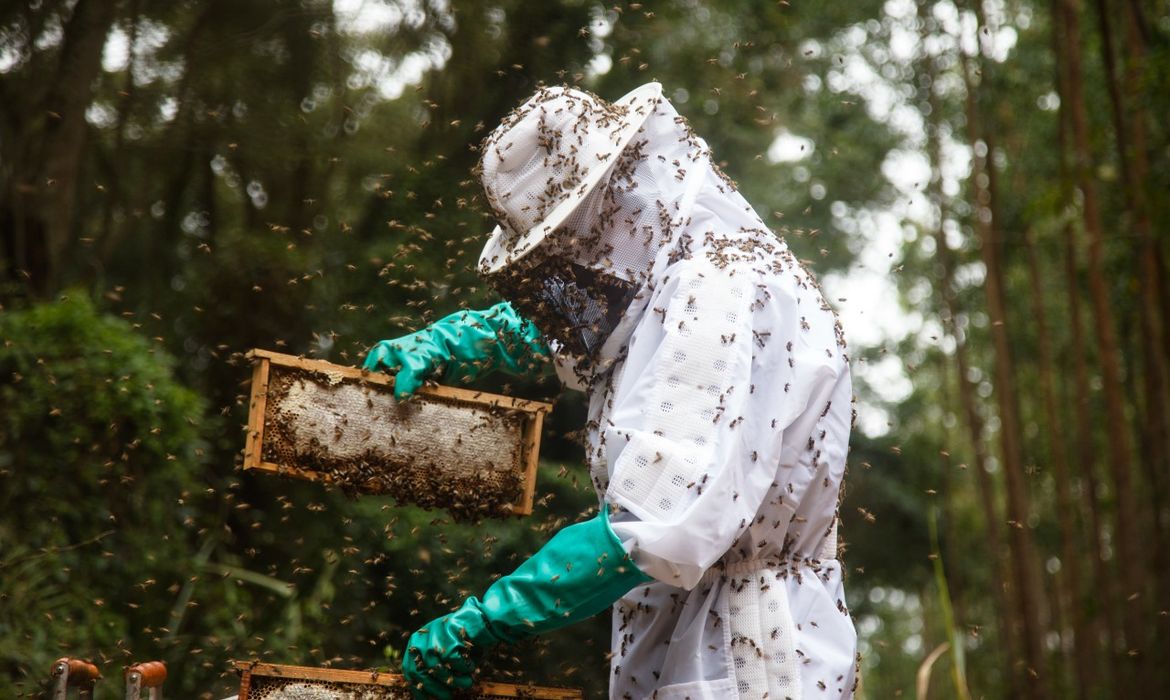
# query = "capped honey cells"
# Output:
<box><xmin>244</xmin><ymin>350</ymin><xmax>550</xmax><ymax>519</ymax></box>
<box><xmin>234</xmin><ymin>662</ymin><xmax>582</xmax><ymax>700</ymax></box>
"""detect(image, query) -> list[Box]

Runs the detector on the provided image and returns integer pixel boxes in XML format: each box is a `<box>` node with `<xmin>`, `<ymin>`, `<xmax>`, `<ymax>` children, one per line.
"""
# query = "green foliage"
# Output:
<box><xmin>0</xmin><ymin>293</ymin><xmax>207</xmax><ymax>697</ymax></box>
<box><xmin>0</xmin><ymin>291</ymin><xmax>603</xmax><ymax>695</ymax></box>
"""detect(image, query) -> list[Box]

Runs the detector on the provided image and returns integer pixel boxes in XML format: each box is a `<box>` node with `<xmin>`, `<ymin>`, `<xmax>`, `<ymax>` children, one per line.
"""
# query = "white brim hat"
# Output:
<box><xmin>477</xmin><ymin>82</ymin><xmax>664</xmax><ymax>275</ymax></box>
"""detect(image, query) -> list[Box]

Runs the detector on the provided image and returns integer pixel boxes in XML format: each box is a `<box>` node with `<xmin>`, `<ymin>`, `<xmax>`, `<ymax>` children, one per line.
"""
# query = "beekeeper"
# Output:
<box><xmin>364</xmin><ymin>82</ymin><xmax>857</xmax><ymax>700</ymax></box>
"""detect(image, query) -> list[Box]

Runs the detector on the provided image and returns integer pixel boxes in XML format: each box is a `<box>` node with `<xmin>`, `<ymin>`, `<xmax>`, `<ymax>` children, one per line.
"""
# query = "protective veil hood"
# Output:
<box><xmin>477</xmin><ymin>84</ymin><xmax>722</xmax><ymax>384</ymax></box>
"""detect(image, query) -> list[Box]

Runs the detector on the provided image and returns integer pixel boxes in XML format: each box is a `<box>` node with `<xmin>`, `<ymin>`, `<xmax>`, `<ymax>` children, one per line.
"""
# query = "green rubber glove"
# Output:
<box><xmin>401</xmin><ymin>508</ymin><xmax>650</xmax><ymax>699</ymax></box>
<box><xmin>363</xmin><ymin>302</ymin><xmax>550</xmax><ymax>399</ymax></box>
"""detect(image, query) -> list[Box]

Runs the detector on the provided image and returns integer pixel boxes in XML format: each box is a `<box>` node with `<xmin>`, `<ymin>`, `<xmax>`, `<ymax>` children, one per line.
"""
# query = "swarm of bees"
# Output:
<box><xmin>24</xmin><ymin>6</ymin><xmax>873</xmax><ymax>697</ymax></box>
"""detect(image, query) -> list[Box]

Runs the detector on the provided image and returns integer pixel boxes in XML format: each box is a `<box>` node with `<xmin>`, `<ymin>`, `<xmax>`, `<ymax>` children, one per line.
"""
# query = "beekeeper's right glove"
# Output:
<box><xmin>363</xmin><ymin>302</ymin><xmax>550</xmax><ymax>399</ymax></box>
<box><xmin>400</xmin><ymin>508</ymin><xmax>650</xmax><ymax>699</ymax></box>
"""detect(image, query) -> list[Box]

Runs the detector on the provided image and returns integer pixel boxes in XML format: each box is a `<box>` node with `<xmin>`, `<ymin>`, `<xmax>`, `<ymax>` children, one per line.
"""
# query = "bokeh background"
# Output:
<box><xmin>2</xmin><ymin>0</ymin><xmax>1169</xmax><ymax>697</ymax></box>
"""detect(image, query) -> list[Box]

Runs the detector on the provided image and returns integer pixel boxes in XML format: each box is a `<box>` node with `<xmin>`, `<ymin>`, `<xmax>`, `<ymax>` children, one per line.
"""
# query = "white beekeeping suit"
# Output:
<box><xmin>478</xmin><ymin>82</ymin><xmax>857</xmax><ymax>700</ymax></box>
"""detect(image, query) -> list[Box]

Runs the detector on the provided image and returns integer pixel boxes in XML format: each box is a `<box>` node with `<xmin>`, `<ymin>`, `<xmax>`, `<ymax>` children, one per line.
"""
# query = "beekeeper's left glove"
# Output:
<box><xmin>400</xmin><ymin>508</ymin><xmax>649</xmax><ymax>699</ymax></box>
<box><xmin>362</xmin><ymin>302</ymin><xmax>550</xmax><ymax>399</ymax></box>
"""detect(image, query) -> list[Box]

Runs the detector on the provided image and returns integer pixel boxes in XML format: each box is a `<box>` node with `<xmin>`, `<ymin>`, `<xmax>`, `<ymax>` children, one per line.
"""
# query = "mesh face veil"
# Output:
<box><xmin>486</xmin><ymin>252</ymin><xmax>636</xmax><ymax>359</ymax></box>
<box><xmin>477</xmin><ymin>84</ymin><xmax>715</xmax><ymax>375</ymax></box>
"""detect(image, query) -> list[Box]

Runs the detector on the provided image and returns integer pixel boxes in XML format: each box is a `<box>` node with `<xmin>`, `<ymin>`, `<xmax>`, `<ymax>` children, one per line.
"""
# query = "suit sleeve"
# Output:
<box><xmin>603</xmin><ymin>262</ymin><xmax>781</xmax><ymax>590</ymax></box>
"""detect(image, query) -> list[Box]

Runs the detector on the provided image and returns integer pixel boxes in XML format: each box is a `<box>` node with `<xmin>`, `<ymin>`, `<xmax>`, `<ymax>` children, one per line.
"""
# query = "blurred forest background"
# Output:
<box><xmin>1</xmin><ymin>0</ymin><xmax>1169</xmax><ymax>697</ymax></box>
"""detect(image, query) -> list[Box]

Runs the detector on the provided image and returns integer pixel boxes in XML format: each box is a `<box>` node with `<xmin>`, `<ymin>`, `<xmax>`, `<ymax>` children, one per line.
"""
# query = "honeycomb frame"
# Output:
<box><xmin>243</xmin><ymin>349</ymin><xmax>551</xmax><ymax>517</ymax></box>
<box><xmin>232</xmin><ymin>662</ymin><xmax>583</xmax><ymax>700</ymax></box>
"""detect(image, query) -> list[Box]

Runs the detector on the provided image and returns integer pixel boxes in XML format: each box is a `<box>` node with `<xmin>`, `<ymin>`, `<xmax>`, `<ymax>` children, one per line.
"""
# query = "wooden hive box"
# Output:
<box><xmin>243</xmin><ymin>349</ymin><xmax>551</xmax><ymax>518</ymax></box>
<box><xmin>232</xmin><ymin>662</ymin><xmax>583</xmax><ymax>700</ymax></box>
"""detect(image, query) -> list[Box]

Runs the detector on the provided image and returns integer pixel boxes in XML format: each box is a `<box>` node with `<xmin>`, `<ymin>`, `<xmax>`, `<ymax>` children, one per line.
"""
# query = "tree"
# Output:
<box><xmin>0</xmin><ymin>294</ymin><xmax>205</xmax><ymax>695</ymax></box>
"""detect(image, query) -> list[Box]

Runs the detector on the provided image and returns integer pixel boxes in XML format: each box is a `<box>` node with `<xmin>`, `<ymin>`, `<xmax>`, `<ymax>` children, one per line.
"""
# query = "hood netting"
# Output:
<box><xmin>482</xmin><ymin>90</ymin><xmax>787</xmax><ymax>390</ymax></box>
<box><xmin>478</xmin><ymin>85</ymin><xmax>636</xmax><ymax>244</ymax></box>
<box><xmin>547</xmin><ymin>95</ymin><xmax>716</xmax><ymax>284</ymax></box>
<box><xmin>481</xmin><ymin>96</ymin><xmax>722</xmax><ymax>363</ymax></box>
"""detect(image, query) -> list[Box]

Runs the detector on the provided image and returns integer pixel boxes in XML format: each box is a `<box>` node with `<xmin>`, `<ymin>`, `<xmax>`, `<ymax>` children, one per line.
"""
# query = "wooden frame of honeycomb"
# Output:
<box><xmin>232</xmin><ymin>662</ymin><xmax>583</xmax><ymax>700</ymax></box>
<box><xmin>243</xmin><ymin>349</ymin><xmax>552</xmax><ymax>517</ymax></box>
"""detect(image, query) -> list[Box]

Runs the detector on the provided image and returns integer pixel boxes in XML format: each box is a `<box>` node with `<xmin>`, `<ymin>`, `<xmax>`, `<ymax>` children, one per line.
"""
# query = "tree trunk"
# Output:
<box><xmin>916</xmin><ymin>5</ymin><xmax>1018</xmax><ymax>685</ymax></box>
<box><xmin>1112</xmin><ymin>0</ymin><xmax>1170</xmax><ymax>603</ymax></box>
<box><xmin>1050</xmin><ymin>2</ymin><xmax>1124</xmax><ymax>691</ymax></box>
<box><xmin>9</xmin><ymin>0</ymin><xmax>120</xmax><ymax>296</ymax></box>
<box><xmin>1024</xmin><ymin>233</ymin><xmax>1092</xmax><ymax>697</ymax></box>
<box><xmin>951</xmin><ymin>309</ymin><xmax>1020</xmax><ymax>693</ymax></box>
<box><xmin>1119</xmin><ymin>1</ymin><xmax>1170</xmax><ymax>688</ymax></box>
<box><xmin>961</xmin><ymin>5</ymin><xmax>1051</xmax><ymax>694</ymax></box>
<box><xmin>94</xmin><ymin>0</ymin><xmax>140</xmax><ymax>286</ymax></box>
<box><xmin>1056</xmin><ymin>0</ymin><xmax>1150</xmax><ymax>686</ymax></box>
<box><xmin>1094</xmin><ymin>0</ymin><xmax>1170</xmax><ymax>571</ymax></box>
<box><xmin>1063</xmin><ymin>225</ymin><xmax>1120</xmax><ymax>692</ymax></box>
<box><xmin>971</xmin><ymin>129</ymin><xmax>1050</xmax><ymax>700</ymax></box>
